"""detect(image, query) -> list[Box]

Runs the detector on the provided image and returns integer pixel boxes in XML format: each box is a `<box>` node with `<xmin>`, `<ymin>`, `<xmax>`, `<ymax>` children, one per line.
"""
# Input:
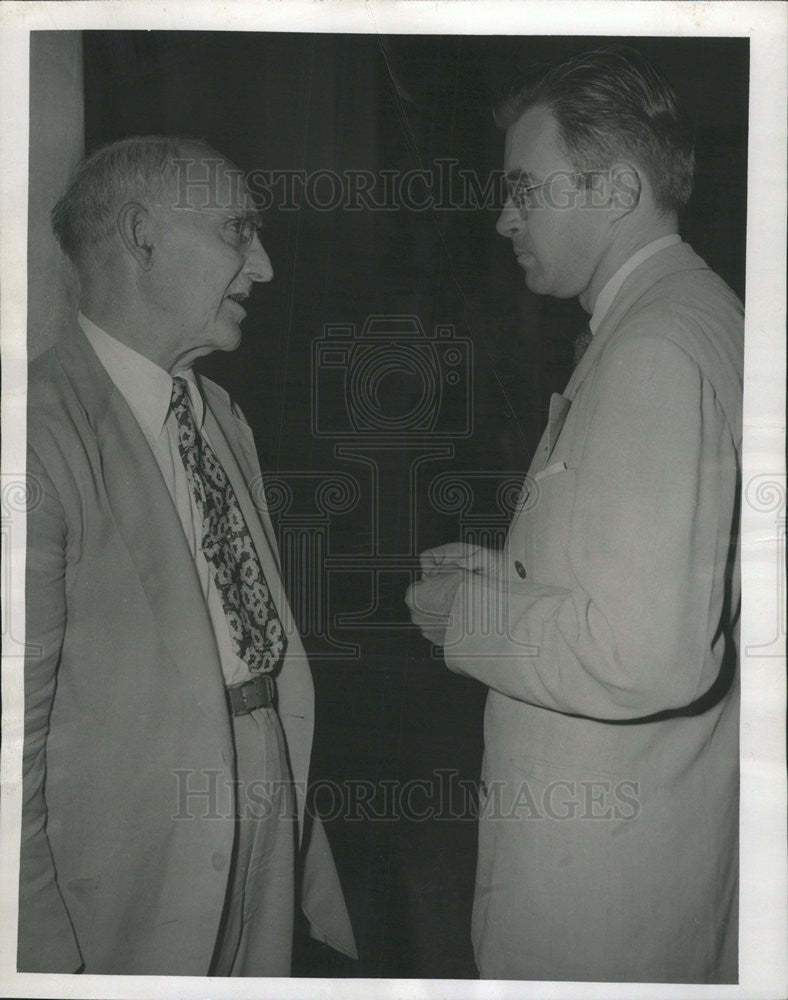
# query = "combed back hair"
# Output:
<box><xmin>51</xmin><ymin>134</ymin><xmax>215</xmax><ymax>263</ymax></box>
<box><xmin>494</xmin><ymin>46</ymin><xmax>695</xmax><ymax>213</ymax></box>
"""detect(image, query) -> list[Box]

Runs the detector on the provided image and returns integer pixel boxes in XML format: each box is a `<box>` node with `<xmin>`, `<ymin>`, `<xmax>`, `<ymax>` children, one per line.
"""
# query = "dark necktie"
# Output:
<box><xmin>573</xmin><ymin>323</ymin><xmax>594</xmax><ymax>366</ymax></box>
<box><xmin>170</xmin><ymin>376</ymin><xmax>286</xmax><ymax>674</ymax></box>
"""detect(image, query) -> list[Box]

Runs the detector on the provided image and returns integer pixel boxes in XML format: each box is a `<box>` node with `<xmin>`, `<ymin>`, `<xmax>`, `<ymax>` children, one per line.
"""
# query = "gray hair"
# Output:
<box><xmin>51</xmin><ymin>134</ymin><xmax>217</xmax><ymax>263</ymax></box>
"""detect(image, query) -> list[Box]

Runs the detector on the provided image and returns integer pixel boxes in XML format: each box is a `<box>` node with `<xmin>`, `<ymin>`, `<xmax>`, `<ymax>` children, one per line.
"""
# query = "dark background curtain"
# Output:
<box><xmin>78</xmin><ymin>31</ymin><xmax>749</xmax><ymax>978</ymax></box>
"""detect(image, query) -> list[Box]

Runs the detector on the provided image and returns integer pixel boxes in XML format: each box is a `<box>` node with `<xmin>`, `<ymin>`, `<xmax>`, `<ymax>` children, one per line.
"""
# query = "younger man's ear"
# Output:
<box><xmin>117</xmin><ymin>202</ymin><xmax>155</xmax><ymax>270</ymax></box>
<box><xmin>607</xmin><ymin>162</ymin><xmax>641</xmax><ymax>217</ymax></box>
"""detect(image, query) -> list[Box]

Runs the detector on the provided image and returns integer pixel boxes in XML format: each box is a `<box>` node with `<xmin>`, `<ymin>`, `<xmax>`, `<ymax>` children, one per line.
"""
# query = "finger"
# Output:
<box><xmin>405</xmin><ymin>581</ymin><xmax>437</xmax><ymax>622</ymax></box>
<box><xmin>419</xmin><ymin>548</ymin><xmax>444</xmax><ymax>573</ymax></box>
<box><xmin>419</xmin><ymin>542</ymin><xmax>478</xmax><ymax>574</ymax></box>
<box><xmin>404</xmin><ymin>579</ymin><xmax>423</xmax><ymax>612</ymax></box>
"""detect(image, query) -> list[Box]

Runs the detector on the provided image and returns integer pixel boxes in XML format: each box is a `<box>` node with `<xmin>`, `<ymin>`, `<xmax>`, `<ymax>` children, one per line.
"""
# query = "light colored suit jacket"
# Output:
<box><xmin>444</xmin><ymin>242</ymin><xmax>743</xmax><ymax>982</ymax></box>
<box><xmin>19</xmin><ymin>322</ymin><xmax>357</xmax><ymax>974</ymax></box>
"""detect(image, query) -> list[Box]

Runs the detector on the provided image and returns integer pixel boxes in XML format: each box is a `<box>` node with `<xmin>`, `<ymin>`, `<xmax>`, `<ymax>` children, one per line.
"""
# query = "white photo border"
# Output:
<box><xmin>1</xmin><ymin>3</ymin><xmax>785</xmax><ymax>999</ymax></box>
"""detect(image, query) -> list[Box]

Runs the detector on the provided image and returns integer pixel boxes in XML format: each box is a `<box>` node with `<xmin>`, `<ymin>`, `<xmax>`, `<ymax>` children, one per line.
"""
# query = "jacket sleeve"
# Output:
<box><xmin>443</xmin><ymin>333</ymin><xmax>738</xmax><ymax>720</ymax></box>
<box><xmin>18</xmin><ymin>448</ymin><xmax>83</xmax><ymax>972</ymax></box>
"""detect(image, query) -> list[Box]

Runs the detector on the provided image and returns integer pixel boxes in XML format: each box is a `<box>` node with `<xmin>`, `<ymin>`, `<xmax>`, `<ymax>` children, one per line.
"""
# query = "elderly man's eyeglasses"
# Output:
<box><xmin>154</xmin><ymin>205</ymin><xmax>265</xmax><ymax>251</ymax></box>
<box><xmin>220</xmin><ymin>211</ymin><xmax>265</xmax><ymax>251</ymax></box>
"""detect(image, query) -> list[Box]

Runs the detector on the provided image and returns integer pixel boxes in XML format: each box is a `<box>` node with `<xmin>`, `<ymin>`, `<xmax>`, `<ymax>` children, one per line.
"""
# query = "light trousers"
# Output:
<box><xmin>210</xmin><ymin>705</ymin><xmax>296</xmax><ymax>976</ymax></box>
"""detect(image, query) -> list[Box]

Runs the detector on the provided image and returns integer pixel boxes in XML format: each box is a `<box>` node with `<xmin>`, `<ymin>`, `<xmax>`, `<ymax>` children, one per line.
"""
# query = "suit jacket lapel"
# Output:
<box><xmin>57</xmin><ymin>327</ymin><xmax>233</xmax><ymax>760</ymax></box>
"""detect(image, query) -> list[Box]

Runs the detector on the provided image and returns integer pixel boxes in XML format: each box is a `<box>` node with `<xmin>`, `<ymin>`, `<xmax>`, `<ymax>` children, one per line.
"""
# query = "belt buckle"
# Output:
<box><xmin>228</xmin><ymin>673</ymin><xmax>275</xmax><ymax>716</ymax></box>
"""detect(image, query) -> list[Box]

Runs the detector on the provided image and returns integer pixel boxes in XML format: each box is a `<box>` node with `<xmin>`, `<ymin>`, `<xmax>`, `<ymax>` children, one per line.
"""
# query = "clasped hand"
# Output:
<box><xmin>405</xmin><ymin>543</ymin><xmax>503</xmax><ymax>646</ymax></box>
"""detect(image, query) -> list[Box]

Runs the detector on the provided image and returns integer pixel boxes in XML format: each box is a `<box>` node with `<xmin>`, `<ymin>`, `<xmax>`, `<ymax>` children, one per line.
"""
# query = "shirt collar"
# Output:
<box><xmin>589</xmin><ymin>234</ymin><xmax>683</xmax><ymax>334</ymax></box>
<box><xmin>77</xmin><ymin>312</ymin><xmax>204</xmax><ymax>438</ymax></box>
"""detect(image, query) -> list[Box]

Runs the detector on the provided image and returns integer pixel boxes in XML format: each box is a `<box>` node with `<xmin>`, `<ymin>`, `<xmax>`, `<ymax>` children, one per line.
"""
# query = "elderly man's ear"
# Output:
<box><xmin>117</xmin><ymin>202</ymin><xmax>155</xmax><ymax>270</ymax></box>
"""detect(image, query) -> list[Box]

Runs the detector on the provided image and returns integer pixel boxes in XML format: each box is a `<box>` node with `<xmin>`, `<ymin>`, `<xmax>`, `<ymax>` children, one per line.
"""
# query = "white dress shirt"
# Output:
<box><xmin>79</xmin><ymin>311</ymin><xmax>254</xmax><ymax>686</ymax></box>
<box><xmin>589</xmin><ymin>233</ymin><xmax>683</xmax><ymax>334</ymax></box>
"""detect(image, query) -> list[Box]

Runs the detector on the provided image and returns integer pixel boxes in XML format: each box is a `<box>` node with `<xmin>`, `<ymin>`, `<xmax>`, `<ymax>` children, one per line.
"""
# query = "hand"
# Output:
<box><xmin>419</xmin><ymin>542</ymin><xmax>503</xmax><ymax>579</ymax></box>
<box><xmin>405</xmin><ymin>566</ymin><xmax>466</xmax><ymax>646</ymax></box>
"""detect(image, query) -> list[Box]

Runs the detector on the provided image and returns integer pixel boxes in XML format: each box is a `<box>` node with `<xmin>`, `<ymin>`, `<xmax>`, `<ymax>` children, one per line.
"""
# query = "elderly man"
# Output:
<box><xmin>20</xmin><ymin>135</ymin><xmax>356</xmax><ymax>975</ymax></box>
<box><xmin>407</xmin><ymin>48</ymin><xmax>742</xmax><ymax>983</ymax></box>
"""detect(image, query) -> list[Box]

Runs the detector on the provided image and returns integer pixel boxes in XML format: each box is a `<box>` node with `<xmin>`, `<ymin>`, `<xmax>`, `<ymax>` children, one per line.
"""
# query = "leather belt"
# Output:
<box><xmin>226</xmin><ymin>673</ymin><xmax>276</xmax><ymax>716</ymax></box>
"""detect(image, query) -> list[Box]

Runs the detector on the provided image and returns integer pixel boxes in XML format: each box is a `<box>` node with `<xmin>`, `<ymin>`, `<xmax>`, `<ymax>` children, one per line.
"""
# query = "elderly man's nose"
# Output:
<box><xmin>245</xmin><ymin>237</ymin><xmax>274</xmax><ymax>282</ymax></box>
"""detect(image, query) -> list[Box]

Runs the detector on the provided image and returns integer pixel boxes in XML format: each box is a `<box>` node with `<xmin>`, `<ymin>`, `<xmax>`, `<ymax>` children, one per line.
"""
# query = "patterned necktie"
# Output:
<box><xmin>573</xmin><ymin>323</ymin><xmax>594</xmax><ymax>366</ymax></box>
<box><xmin>170</xmin><ymin>376</ymin><xmax>286</xmax><ymax>674</ymax></box>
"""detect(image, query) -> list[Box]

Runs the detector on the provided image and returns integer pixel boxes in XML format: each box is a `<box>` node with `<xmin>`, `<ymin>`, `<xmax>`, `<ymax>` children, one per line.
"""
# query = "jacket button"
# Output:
<box><xmin>211</xmin><ymin>852</ymin><xmax>227</xmax><ymax>871</ymax></box>
<box><xmin>514</xmin><ymin>560</ymin><xmax>526</xmax><ymax>579</ymax></box>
